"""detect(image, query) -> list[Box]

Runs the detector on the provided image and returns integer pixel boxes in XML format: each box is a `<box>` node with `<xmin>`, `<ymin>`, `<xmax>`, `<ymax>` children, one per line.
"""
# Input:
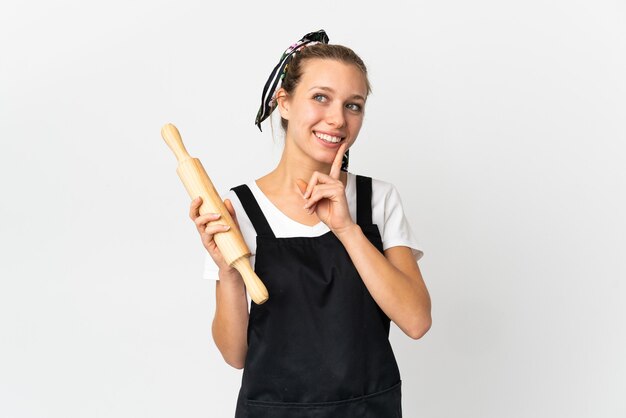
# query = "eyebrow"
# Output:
<box><xmin>308</xmin><ymin>86</ymin><xmax>366</xmax><ymax>101</ymax></box>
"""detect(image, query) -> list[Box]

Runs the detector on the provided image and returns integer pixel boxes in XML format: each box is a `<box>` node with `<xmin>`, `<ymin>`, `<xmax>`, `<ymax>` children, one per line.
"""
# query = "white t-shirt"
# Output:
<box><xmin>203</xmin><ymin>172</ymin><xmax>423</xmax><ymax>280</ymax></box>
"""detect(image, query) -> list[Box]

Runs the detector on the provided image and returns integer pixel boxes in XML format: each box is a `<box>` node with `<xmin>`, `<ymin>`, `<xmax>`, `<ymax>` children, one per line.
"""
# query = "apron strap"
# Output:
<box><xmin>232</xmin><ymin>176</ymin><xmax>371</xmax><ymax>236</ymax></box>
<box><xmin>356</xmin><ymin>175</ymin><xmax>373</xmax><ymax>226</ymax></box>
<box><xmin>231</xmin><ymin>185</ymin><xmax>276</xmax><ymax>238</ymax></box>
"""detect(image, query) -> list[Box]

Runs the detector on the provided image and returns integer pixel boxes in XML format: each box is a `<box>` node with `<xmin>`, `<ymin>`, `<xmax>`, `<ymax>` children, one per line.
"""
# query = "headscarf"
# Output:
<box><xmin>254</xmin><ymin>29</ymin><xmax>349</xmax><ymax>172</ymax></box>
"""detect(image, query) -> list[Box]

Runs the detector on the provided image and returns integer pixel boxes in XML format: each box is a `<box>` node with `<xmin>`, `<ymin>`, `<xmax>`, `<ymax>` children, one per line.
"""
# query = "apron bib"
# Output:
<box><xmin>231</xmin><ymin>175</ymin><xmax>402</xmax><ymax>418</ymax></box>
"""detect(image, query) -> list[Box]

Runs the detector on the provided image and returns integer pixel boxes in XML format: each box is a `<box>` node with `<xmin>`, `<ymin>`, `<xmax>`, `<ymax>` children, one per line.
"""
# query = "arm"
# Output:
<box><xmin>336</xmin><ymin>226</ymin><xmax>431</xmax><ymax>339</ymax></box>
<box><xmin>190</xmin><ymin>196</ymin><xmax>249</xmax><ymax>368</ymax></box>
<box><xmin>300</xmin><ymin>145</ymin><xmax>431</xmax><ymax>339</ymax></box>
<box><xmin>212</xmin><ymin>270</ymin><xmax>249</xmax><ymax>369</ymax></box>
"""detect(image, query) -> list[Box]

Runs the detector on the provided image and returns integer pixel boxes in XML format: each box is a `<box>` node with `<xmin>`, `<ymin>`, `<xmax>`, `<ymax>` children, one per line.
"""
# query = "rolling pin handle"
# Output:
<box><xmin>161</xmin><ymin>123</ymin><xmax>193</xmax><ymax>164</ymax></box>
<box><xmin>231</xmin><ymin>257</ymin><xmax>269</xmax><ymax>305</ymax></box>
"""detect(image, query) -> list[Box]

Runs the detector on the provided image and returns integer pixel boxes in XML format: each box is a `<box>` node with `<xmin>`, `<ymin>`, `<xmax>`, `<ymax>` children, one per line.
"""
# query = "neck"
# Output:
<box><xmin>258</xmin><ymin>139</ymin><xmax>347</xmax><ymax>194</ymax></box>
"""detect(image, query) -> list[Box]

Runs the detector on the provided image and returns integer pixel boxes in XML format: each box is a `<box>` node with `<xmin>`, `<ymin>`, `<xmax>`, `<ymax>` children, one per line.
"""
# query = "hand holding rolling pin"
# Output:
<box><xmin>161</xmin><ymin>123</ymin><xmax>269</xmax><ymax>304</ymax></box>
<box><xmin>189</xmin><ymin>196</ymin><xmax>238</xmax><ymax>276</ymax></box>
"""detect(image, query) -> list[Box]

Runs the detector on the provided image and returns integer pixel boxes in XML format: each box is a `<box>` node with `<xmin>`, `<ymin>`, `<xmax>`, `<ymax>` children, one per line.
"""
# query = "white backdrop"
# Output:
<box><xmin>1</xmin><ymin>1</ymin><xmax>625</xmax><ymax>417</ymax></box>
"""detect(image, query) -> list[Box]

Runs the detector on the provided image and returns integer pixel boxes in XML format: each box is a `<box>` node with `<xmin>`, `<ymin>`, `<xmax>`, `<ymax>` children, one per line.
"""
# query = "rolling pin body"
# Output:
<box><xmin>162</xmin><ymin>123</ymin><xmax>268</xmax><ymax>304</ymax></box>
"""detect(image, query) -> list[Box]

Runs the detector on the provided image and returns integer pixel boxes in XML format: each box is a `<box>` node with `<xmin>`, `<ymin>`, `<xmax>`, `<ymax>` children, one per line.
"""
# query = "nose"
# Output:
<box><xmin>325</xmin><ymin>104</ymin><xmax>346</xmax><ymax>128</ymax></box>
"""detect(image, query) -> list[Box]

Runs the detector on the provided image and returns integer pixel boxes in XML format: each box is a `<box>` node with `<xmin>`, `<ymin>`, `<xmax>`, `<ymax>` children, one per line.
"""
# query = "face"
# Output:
<box><xmin>277</xmin><ymin>59</ymin><xmax>368</xmax><ymax>167</ymax></box>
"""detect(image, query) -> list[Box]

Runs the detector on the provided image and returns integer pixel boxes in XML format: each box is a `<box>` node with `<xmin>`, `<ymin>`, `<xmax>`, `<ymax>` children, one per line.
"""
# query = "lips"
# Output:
<box><xmin>314</xmin><ymin>131</ymin><xmax>344</xmax><ymax>144</ymax></box>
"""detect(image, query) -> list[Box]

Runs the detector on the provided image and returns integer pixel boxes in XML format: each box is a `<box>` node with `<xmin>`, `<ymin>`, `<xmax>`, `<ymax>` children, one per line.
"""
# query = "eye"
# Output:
<box><xmin>313</xmin><ymin>94</ymin><xmax>328</xmax><ymax>103</ymax></box>
<box><xmin>346</xmin><ymin>103</ymin><xmax>363</xmax><ymax>112</ymax></box>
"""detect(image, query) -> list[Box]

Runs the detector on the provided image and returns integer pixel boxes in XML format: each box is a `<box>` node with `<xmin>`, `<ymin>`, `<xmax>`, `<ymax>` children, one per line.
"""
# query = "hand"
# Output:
<box><xmin>296</xmin><ymin>143</ymin><xmax>355</xmax><ymax>234</ymax></box>
<box><xmin>189</xmin><ymin>196</ymin><xmax>239</xmax><ymax>275</ymax></box>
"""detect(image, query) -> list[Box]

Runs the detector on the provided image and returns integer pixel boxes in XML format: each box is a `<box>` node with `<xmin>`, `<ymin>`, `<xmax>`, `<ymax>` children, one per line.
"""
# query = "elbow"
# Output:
<box><xmin>218</xmin><ymin>348</ymin><xmax>247</xmax><ymax>370</ymax></box>
<box><xmin>211</xmin><ymin>321</ymin><xmax>247</xmax><ymax>370</ymax></box>
<box><xmin>226</xmin><ymin>358</ymin><xmax>245</xmax><ymax>370</ymax></box>
<box><xmin>212</xmin><ymin>337</ymin><xmax>246</xmax><ymax>370</ymax></box>
<box><xmin>218</xmin><ymin>346</ymin><xmax>246</xmax><ymax>369</ymax></box>
<box><xmin>406</xmin><ymin>315</ymin><xmax>432</xmax><ymax>340</ymax></box>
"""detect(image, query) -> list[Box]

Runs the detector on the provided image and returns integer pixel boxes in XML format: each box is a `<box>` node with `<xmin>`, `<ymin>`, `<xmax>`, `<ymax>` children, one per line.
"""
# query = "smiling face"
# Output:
<box><xmin>276</xmin><ymin>58</ymin><xmax>369</xmax><ymax>168</ymax></box>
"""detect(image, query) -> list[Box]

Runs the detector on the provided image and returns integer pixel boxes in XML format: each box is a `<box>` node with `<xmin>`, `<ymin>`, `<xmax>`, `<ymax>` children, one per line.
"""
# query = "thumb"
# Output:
<box><xmin>224</xmin><ymin>198</ymin><xmax>239</xmax><ymax>228</ymax></box>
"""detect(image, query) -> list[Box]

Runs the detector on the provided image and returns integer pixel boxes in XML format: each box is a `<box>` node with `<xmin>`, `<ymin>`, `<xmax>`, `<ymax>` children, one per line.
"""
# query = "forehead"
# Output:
<box><xmin>297</xmin><ymin>59</ymin><xmax>368</xmax><ymax>97</ymax></box>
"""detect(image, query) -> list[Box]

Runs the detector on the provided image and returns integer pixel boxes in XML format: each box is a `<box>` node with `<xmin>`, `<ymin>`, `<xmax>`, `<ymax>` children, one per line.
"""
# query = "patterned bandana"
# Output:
<box><xmin>255</xmin><ymin>29</ymin><xmax>350</xmax><ymax>172</ymax></box>
<box><xmin>255</xmin><ymin>29</ymin><xmax>329</xmax><ymax>130</ymax></box>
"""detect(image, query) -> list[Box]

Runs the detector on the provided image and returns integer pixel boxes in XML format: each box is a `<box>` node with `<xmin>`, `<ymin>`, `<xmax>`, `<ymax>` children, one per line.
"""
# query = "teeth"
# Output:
<box><xmin>315</xmin><ymin>132</ymin><xmax>342</xmax><ymax>143</ymax></box>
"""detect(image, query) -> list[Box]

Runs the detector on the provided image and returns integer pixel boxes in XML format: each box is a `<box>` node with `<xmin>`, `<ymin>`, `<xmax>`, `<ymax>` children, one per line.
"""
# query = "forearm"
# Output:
<box><xmin>336</xmin><ymin>224</ymin><xmax>431</xmax><ymax>339</ymax></box>
<box><xmin>211</xmin><ymin>269</ymin><xmax>249</xmax><ymax>368</ymax></box>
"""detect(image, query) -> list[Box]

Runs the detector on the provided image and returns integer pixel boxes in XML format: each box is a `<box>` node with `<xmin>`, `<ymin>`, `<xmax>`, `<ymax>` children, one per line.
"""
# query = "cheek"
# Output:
<box><xmin>348</xmin><ymin>114</ymin><xmax>364</xmax><ymax>132</ymax></box>
<box><xmin>299</xmin><ymin>106</ymin><xmax>325</xmax><ymax>126</ymax></box>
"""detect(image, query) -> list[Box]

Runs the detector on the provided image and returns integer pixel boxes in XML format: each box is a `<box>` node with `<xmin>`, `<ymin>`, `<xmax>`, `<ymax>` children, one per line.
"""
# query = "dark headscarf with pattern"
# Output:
<box><xmin>255</xmin><ymin>29</ymin><xmax>350</xmax><ymax>172</ymax></box>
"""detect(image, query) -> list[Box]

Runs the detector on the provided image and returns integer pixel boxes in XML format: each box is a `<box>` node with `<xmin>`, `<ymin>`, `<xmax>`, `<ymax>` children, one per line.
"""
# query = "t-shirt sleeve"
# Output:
<box><xmin>381</xmin><ymin>184</ymin><xmax>424</xmax><ymax>261</ymax></box>
<box><xmin>203</xmin><ymin>252</ymin><xmax>220</xmax><ymax>281</ymax></box>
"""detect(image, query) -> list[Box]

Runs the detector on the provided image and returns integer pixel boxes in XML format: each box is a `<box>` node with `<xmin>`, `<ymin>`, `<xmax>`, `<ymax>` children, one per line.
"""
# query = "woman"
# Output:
<box><xmin>190</xmin><ymin>30</ymin><xmax>431</xmax><ymax>417</ymax></box>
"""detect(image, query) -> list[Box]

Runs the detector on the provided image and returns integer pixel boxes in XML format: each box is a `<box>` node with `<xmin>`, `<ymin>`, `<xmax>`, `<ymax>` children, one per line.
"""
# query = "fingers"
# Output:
<box><xmin>190</xmin><ymin>196</ymin><xmax>233</xmax><ymax>238</ymax></box>
<box><xmin>200</xmin><ymin>222</ymin><xmax>231</xmax><ymax>263</ymax></box>
<box><xmin>188</xmin><ymin>196</ymin><xmax>237</xmax><ymax>271</ymax></box>
<box><xmin>303</xmin><ymin>172</ymin><xmax>318</xmax><ymax>200</ymax></box>
<box><xmin>299</xmin><ymin>143</ymin><xmax>347</xmax><ymax>201</ymax></box>
<box><xmin>189</xmin><ymin>196</ymin><xmax>203</xmax><ymax>220</ymax></box>
<box><xmin>303</xmin><ymin>171</ymin><xmax>337</xmax><ymax>199</ymax></box>
<box><xmin>190</xmin><ymin>196</ymin><xmax>236</xmax><ymax>229</ymax></box>
<box><xmin>303</xmin><ymin>183</ymin><xmax>343</xmax><ymax>211</ymax></box>
<box><xmin>298</xmin><ymin>142</ymin><xmax>346</xmax><ymax>201</ymax></box>
<box><xmin>224</xmin><ymin>199</ymin><xmax>239</xmax><ymax>228</ymax></box>
<box><xmin>203</xmin><ymin>223</ymin><xmax>231</xmax><ymax>234</ymax></box>
<box><xmin>194</xmin><ymin>212</ymin><xmax>223</xmax><ymax>230</ymax></box>
<box><xmin>295</xmin><ymin>178</ymin><xmax>308</xmax><ymax>196</ymax></box>
<box><xmin>301</xmin><ymin>171</ymin><xmax>343</xmax><ymax>214</ymax></box>
<box><xmin>329</xmin><ymin>142</ymin><xmax>348</xmax><ymax>180</ymax></box>
<box><xmin>224</xmin><ymin>198</ymin><xmax>235</xmax><ymax>215</ymax></box>
<box><xmin>197</xmin><ymin>213</ymin><xmax>230</xmax><ymax>256</ymax></box>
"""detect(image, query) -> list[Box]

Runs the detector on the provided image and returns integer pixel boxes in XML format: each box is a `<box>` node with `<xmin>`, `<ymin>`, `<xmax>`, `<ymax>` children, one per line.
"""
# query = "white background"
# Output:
<box><xmin>1</xmin><ymin>1</ymin><xmax>625</xmax><ymax>417</ymax></box>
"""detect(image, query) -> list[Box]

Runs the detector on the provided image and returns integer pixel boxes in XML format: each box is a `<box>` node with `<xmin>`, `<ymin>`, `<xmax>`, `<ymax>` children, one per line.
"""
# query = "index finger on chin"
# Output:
<box><xmin>329</xmin><ymin>143</ymin><xmax>347</xmax><ymax>179</ymax></box>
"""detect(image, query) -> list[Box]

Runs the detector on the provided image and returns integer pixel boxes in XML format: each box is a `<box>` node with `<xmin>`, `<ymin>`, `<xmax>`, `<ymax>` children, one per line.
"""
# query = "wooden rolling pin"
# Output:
<box><xmin>161</xmin><ymin>123</ymin><xmax>269</xmax><ymax>304</ymax></box>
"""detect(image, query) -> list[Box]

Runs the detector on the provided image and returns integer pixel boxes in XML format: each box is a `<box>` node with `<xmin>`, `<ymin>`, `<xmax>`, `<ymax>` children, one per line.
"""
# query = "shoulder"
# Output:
<box><xmin>347</xmin><ymin>172</ymin><xmax>395</xmax><ymax>193</ymax></box>
<box><xmin>218</xmin><ymin>180</ymin><xmax>259</xmax><ymax>235</ymax></box>
<box><xmin>221</xmin><ymin>179</ymin><xmax>259</xmax><ymax>207</ymax></box>
<box><xmin>370</xmin><ymin>176</ymin><xmax>397</xmax><ymax>197</ymax></box>
<box><xmin>350</xmin><ymin>173</ymin><xmax>403</xmax><ymax>206</ymax></box>
<box><xmin>358</xmin><ymin>174</ymin><xmax>423</xmax><ymax>260</ymax></box>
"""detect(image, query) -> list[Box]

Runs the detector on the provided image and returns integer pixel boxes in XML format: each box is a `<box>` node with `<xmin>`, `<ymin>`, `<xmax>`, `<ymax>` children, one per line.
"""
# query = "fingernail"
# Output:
<box><xmin>222</xmin><ymin>225</ymin><xmax>230</xmax><ymax>230</ymax></box>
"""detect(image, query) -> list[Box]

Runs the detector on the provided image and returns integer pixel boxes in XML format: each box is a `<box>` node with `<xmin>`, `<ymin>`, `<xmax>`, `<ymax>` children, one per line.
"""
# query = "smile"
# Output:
<box><xmin>314</xmin><ymin>131</ymin><xmax>343</xmax><ymax>144</ymax></box>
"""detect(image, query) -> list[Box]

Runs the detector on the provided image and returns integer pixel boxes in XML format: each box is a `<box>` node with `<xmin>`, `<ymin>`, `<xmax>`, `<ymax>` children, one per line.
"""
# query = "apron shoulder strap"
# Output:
<box><xmin>231</xmin><ymin>184</ymin><xmax>276</xmax><ymax>238</ymax></box>
<box><xmin>355</xmin><ymin>175</ymin><xmax>373</xmax><ymax>226</ymax></box>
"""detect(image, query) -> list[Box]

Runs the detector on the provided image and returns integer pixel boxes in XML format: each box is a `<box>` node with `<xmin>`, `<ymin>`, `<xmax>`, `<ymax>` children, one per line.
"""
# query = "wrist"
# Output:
<box><xmin>218</xmin><ymin>267</ymin><xmax>243</xmax><ymax>284</ymax></box>
<box><xmin>333</xmin><ymin>223</ymin><xmax>362</xmax><ymax>243</ymax></box>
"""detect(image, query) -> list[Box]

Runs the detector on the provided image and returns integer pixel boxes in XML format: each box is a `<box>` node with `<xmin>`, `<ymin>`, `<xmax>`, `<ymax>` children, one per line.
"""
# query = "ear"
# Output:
<box><xmin>275</xmin><ymin>88</ymin><xmax>290</xmax><ymax>121</ymax></box>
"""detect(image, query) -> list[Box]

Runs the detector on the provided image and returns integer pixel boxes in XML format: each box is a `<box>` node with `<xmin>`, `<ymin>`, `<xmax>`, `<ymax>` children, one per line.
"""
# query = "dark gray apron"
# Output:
<box><xmin>231</xmin><ymin>175</ymin><xmax>402</xmax><ymax>418</ymax></box>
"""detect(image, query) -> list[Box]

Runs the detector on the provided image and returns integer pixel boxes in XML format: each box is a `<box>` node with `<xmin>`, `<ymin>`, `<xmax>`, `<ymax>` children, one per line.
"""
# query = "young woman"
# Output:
<box><xmin>190</xmin><ymin>30</ymin><xmax>431</xmax><ymax>418</ymax></box>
